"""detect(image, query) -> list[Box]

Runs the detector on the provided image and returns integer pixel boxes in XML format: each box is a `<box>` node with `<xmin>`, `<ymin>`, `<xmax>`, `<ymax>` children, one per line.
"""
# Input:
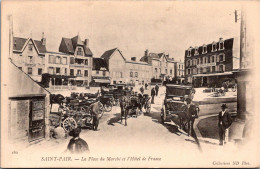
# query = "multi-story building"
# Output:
<box><xmin>126</xmin><ymin>57</ymin><xmax>152</xmax><ymax>86</ymax></box>
<box><xmin>100</xmin><ymin>48</ymin><xmax>152</xmax><ymax>85</ymax></box>
<box><xmin>184</xmin><ymin>38</ymin><xmax>239</xmax><ymax>87</ymax></box>
<box><xmin>12</xmin><ymin>33</ymin><xmax>47</xmax><ymax>82</ymax></box>
<box><xmin>59</xmin><ymin>35</ymin><xmax>93</xmax><ymax>87</ymax></box>
<box><xmin>140</xmin><ymin>50</ymin><xmax>175</xmax><ymax>82</ymax></box>
<box><xmin>101</xmin><ymin>48</ymin><xmax>126</xmax><ymax>84</ymax></box>
<box><xmin>91</xmin><ymin>58</ymin><xmax>110</xmax><ymax>86</ymax></box>
<box><xmin>174</xmin><ymin>61</ymin><xmax>185</xmax><ymax>83</ymax></box>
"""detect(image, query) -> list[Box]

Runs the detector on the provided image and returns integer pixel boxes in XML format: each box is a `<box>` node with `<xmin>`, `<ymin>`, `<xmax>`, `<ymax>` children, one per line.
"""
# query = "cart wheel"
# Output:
<box><xmin>62</xmin><ymin>117</ymin><xmax>77</xmax><ymax>132</ymax></box>
<box><xmin>85</xmin><ymin>115</ymin><xmax>93</xmax><ymax>124</ymax></box>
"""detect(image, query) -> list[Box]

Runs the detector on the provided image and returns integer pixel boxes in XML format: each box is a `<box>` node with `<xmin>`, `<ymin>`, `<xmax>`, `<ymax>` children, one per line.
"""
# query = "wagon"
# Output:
<box><xmin>160</xmin><ymin>84</ymin><xmax>194</xmax><ymax>128</ymax></box>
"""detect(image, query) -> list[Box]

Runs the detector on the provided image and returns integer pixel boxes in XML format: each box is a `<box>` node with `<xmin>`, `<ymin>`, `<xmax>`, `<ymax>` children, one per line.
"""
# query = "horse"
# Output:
<box><xmin>177</xmin><ymin>103</ymin><xmax>199</xmax><ymax>137</ymax></box>
<box><xmin>119</xmin><ymin>95</ymin><xmax>130</xmax><ymax>126</ymax></box>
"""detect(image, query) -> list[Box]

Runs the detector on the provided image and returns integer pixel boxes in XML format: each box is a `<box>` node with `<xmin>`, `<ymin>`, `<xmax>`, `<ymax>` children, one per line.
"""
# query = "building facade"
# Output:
<box><xmin>12</xmin><ymin>34</ymin><xmax>47</xmax><ymax>82</ymax></box>
<box><xmin>140</xmin><ymin>50</ymin><xmax>176</xmax><ymax>82</ymax></box>
<box><xmin>126</xmin><ymin>57</ymin><xmax>152</xmax><ymax>86</ymax></box>
<box><xmin>174</xmin><ymin>61</ymin><xmax>185</xmax><ymax>83</ymax></box>
<box><xmin>91</xmin><ymin>58</ymin><xmax>110</xmax><ymax>86</ymax></box>
<box><xmin>100</xmin><ymin>48</ymin><xmax>152</xmax><ymax>85</ymax></box>
<box><xmin>59</xmin><ymin>35</ymin><xmax>93</xmax><ymax>87</ymax></box>
<box><xmin>184</xmin><ymin>38</ymin><xmax>238</xmax><ymax>87</ymax></box>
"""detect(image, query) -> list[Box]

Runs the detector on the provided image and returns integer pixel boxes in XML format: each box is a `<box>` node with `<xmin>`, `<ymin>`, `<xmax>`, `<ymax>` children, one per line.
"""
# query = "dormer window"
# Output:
<box><xmin>219</xmin><ymin>38</ymin><xmax>224</xmax><ymax>50</ymax></box>
<box><xmin>187</xmin><ymin>47</ymin><xmax>192</xmax><ymax>57</ymax></box>
<box><xmin>212</xmin><ymin>42</ymin><xmax>217</xmax><ymax>52</ymax></box>
<box><xmin>194</xmin><ymin>47</ymin><xmax>199</xmax><ymax>55</ymax></box>
<box><xmin>202</xmin><ymin>45</ymin><xmax>207</xmax><ymax>54</ymax></box>
<box><xmin>77</xmin><ymin>47</ymin><xmax>83</xmax><ymax>56</ymax></box>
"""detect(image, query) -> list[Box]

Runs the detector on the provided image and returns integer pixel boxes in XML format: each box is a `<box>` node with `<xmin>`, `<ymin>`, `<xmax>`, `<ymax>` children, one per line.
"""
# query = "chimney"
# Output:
<box><xmin>131</xmin><ymin>57</ymin><xmax>136</xmax><ymax>61</ymax></box>
<box><xmin>84</xmin><ymin>39</ymin><xmax>89</xmax><ymax>47</ymax></box>
<box><xmin>145</xmin><ymin>49</ymin><xmax>149</xmax><ymax>56</ymax></box>
<box><xmin>41</xmin><ymin>32</ymin><xmax>46</xmax><ymax>46</ymax></box>
<box><xmin>219</xmin><ymin>37</ymin><xmax>223</xmax><ymax>41</ymax></box>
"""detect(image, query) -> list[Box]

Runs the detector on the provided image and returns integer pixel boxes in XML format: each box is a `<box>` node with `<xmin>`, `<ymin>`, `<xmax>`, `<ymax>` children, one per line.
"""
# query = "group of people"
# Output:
<box><xmin>151</xmin><ymin>84</ymin><xmax>159</xmax><ymax>104</ymax></box>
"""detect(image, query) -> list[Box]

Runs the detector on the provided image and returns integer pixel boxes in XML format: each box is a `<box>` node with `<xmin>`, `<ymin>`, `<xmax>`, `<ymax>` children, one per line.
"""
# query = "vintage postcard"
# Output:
<box><xmin>1</xmin><ymin>0</ymin><xmax>260</xmax><ymax>168</ymax></box>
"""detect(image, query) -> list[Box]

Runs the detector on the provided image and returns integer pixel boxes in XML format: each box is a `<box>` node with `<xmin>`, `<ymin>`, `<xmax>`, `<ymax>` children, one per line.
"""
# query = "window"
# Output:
<box><xmin>195</xmin><ymin>47</ymin><xmax>199</xmax><ymax>55</ymax></box>
<box><xmin>84</xmin><ymin>70</ymin><xmax>88</xmax><ymax>77</ymax></box>
<box><xmin>188</xmin><ymin>50</ymin><xmax>191</xmax><ymax>57</ymax></box>
<box><xmin>170</xmin><ymin>69</ymin><xmax>172</xmax><ymax>74</ymax></box>
<box><xmin>56</xmin><ymin>68</ymin><xmax>60</xmax><ymax>74</ymax></box>
<box><xmin>203</xmin><ymin>46</ymin><xmax>207</xmax><ymax>54</ymax></box>
<box><xmin>70</xmin><ymin>57</ymin><xmax>75</xmax><ymax>64</ymax></box>
<box><xmin>38</xmin><ymin>68</ymin><xmax>42</xmax><ymax>75</ymax></box>
<box><xmin>77</xmin><ymin>48</ymin><xmax>83</xmax><ymax>56</ymax></box>
<box><xmin>197</xmin><ymin>58</ymin><xmax>200</xmax><ymax>65</ymax></box>
<box><xmin>200</xmin><ymin>58</ymin><xmax>203</xmax><ymax>64</ymax></box>
<box><xmin>77</xmin><ymin>70</ymin><xmax>81</xmax><ymax>75</ymax></box>
<box><xmin>85</xmin><ymin>59</ymin><xmax>88</xmax><ymax>65</ymax></box>
<box><xmin>212</xmin><ymin>43</ymin><xmax>217</xmax><ymax>51</ymax></box>
<box><xmin>28</xmin><ymin>44</ymin><xmax>33</xmax><ymax>51</ymax></box>
<box><xmin>204</xmin><ymin>57</ymin><xmax>207</xmax><ymax>64</ymax></box>
<box><xmin>56</xmin><ymin>56</ymin><xmax>61</xmax><ymax>64</ymax></box>
<box><xmin>49</xmin><ymin>55</ymin><xmax>55</xmax><ymax>64</ymax></box>
<box><xmin>70</xmin><ymin>69</ymin><xmax>74</xmax><ymax>76</ymax></box>
<box><xmin>28</xmin><ymin>67</ymin><xmax>32</xmax><ymax>74</ymax></box>
<box><xmin>200</xmin><ymin>68</ymin><xmax>203</xmax><ymax>73</ymax></box>
<box><xmin>188</xmin><ymin>69</ymin><xmax>191</xmax><ymax>75</ymax></box>
<box><xmin>159</xmin><ymin>68</ymin><xmax>161</xmax><ymax>73</ymax></box>
<box><xmin>208</xmin><ymin>57</ymin><xmax>210</xmax><ymax>63</ymax></box>
<box><xmin>28</xmin><ymin>56</ymin><xmax>33</xmax><ymax>63</ymax></box>
<box><xmin>155</xmin><ymin>68</ymin><xmax>157</xmax><ymax>73</ymax></box>
<box><xmin>219</xmin><ymin>65</ymin><xmax>224</xmax><ymax>72</ymax></box>
<box><xmin>64</xmin><ymin>68</ymin><xmax>67</xmax><ymax>75</ymax></box>
<box><xmin>219</xmin><ymin>42</ymin><xmax>224</xmax><ymax>50</ymax></box>
<box><xmin>179</xmin><ymin>65</ymin><xmax>180</xmax><ymax>69</ymax></box>
<box><xmin>120</xmin><ymin>72</ymin><xmax>123</xmax><ymax>78</ymax></box>
<box><xmin>135</xmin><ymin>72</ymin><xmax>138</xmax><ymax>78</ymax></box>
<box><xmin>206</xmin><ymin>67</ymin><xmax>210</xmax><ymax>73</ymax></box>
<box><xmin>96</xmin><ymin>70</ymin><xmax>99</xmax><ymax>74</ymax></box>
<box><xmin>165</xmin><ymin>69</ymin><xmax>167</xmax><ymax>74</ymax></box>
<box><xmin>212</xmin><ymin>66</ymin><xmax>216</xmax><ymax>72</ymax></box>
<box><xmin>18</xmin><ymin>67</ymin><xmax>22</xmax><ymax>70</ymax></box>
<box><xmin>62</xmin><ymin>57</ymin><xmax>67</xmax><ymax>64</ymax></box>
<box><xmin>219</xmin><ymin>54</ymin><xmax>225</xmax><ymax>62</ymax></box>
<box><xmin>212</xmin><ymin>56</ymin><xmax>215</xmax><ymax>62</ymax></box>
<box><xmin>103</xmin><ymin>71</ymin><xmax>106</xmax><ymax>77</ymax></box>
<box><xmin>130</xmin><ymin>72</ymin><xmax>133</xmax><ymax>77</ymax></box>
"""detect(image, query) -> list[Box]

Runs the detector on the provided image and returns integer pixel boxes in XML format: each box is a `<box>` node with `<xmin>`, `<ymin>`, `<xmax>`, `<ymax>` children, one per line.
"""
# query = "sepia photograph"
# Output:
<box><xmin>1</xmin><ymin>0</ymin><xmax>260</xmax><ymax>168</ymax></box>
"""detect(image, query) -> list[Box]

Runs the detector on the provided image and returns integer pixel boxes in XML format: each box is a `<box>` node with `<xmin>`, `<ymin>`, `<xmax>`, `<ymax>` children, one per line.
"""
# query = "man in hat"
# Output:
<box><xmin>218</xmin><ymin>104</ymin><xmax>233</xmax><ymax>145</ymax></box>
<box><xmin>67</xmin><ymin>126</ymin><xmax>89</xmax><ymax>154</ymax></box>
<box><xmin>88</xmin><ymin>97</ymin><xmax>103</xmax><ymax>131</ymax></box>
<box><xmin>185</xmin><ymin>97</ymin><xmax>199</xmax><ymax>137</ymax></box>
<box><xmin>155</xmin><ymin>84</ymin><xmax>159</xmax><ymax>96</ymax></box>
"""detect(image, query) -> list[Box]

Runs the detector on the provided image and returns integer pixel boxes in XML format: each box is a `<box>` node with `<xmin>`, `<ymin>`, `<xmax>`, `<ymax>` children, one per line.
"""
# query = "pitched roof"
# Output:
<box><xmin>71</xmin><ymin>35</ymin><xmax>84</xmax><ymax>49</ymax></box>
<box><xmin>93</xmin><ymin>58</ymin><xmax>108</xmax><ymax>70</ymax></box>
<box><xmin>34</xmin><ymin>40</ymin><xmax>47</xmax><ymax>53</ymax></box>
<box><xmin>158</xmin><ymin>53</ymin><xmax>165</xmax><ymax>58</ymax></box>
<box><xmin>13</xmin><ymin>37</ymin><xmax>46</xmax><ymax>54</ymax></box>
<box><xmin>100</xmin><ymin>48</ymin><xmax>118</xmax><ymax>60</ymax></box>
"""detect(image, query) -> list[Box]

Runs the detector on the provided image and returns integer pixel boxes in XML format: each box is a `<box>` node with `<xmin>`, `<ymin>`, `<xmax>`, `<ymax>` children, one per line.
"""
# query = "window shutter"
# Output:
<box><xmin>223</xmin><ymin>54</ymin><xmax>225</xmax><ymax>61</ymax></box>
<box><xmin>223</xmin><ymin>65</ymin><xmax>225</xmax><ymax>71</ymax></box>
<box><xmin>216</xmin><ymin>55</ymin><xmax>219</xmax><ymax>62</ymax></box>
<box><xmin>216</xmin><ymin>65</ymin><xmax>218</xmax><ymax>72</ymax></box>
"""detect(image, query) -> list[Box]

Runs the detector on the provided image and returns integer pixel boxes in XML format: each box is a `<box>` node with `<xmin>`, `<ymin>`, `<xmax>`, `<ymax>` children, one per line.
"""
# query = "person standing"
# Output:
<box><xmin>151</xmin><ymin>87</ymin><xmax>156</xmax><ymax>104</ymax></box>
<box><xmin>89</xmin><ymin>98</ymin><xmax>103</xmax><ymax>131</ymax></box>
<box><xmin>140</xmin><ymin>86</ymin><xmax>144</xmax><ymax>94</ymax></box>
<box><xmin>145</xmin><ymin>83</ymin><xmax>148</xmax><ymax>90</ymax></box>
<box><xmin>218</xmin><ymin>104</ymin><xmax>233</xmax><ymax>145</ymax></box>
<box><xmin>155</xmin><ymin>84</ymin><xmax>159</xmax><ymax>96</ymax></box>
<box><xmin>185</xmin><ymin>98</ymin><xmax>199</xmax><ymax>137</ymax></box>
<box><xmin>67</xmin><ymin>127</ymin><xmax>90</xmax><ymax>154</ymax></box>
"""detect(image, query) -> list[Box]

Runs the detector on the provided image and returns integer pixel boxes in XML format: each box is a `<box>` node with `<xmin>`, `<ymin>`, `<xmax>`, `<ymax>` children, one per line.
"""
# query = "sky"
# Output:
<box><xmin>3</xmin><ymin>1</ymin><xmax>243</xmax><ymax>62</ymax></box>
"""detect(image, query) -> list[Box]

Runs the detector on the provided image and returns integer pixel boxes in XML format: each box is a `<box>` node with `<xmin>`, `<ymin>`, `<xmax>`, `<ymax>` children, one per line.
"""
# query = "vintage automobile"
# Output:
<box><xmin>160</xmin><ymin>84</ymin><xmax>197</xmax><ymax>129</ymax></box>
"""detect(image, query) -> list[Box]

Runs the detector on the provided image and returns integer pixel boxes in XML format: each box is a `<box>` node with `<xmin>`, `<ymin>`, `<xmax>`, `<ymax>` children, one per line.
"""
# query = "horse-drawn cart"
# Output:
<box><xmin>160</xmin><ymin>85</ymin><xmax>199</xmax><ymax>131</ymax></box>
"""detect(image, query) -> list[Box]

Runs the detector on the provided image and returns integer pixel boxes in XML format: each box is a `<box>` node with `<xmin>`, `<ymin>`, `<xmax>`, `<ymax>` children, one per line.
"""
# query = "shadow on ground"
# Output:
<box><xmin>197</xmin><ymin>115</ymin><xmax>219</xmax><ymax>140</ymax></box>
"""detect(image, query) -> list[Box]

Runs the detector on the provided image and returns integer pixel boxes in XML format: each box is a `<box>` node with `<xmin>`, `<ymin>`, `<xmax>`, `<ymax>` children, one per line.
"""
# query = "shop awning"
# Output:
<box><xmin>94</xmin><ymin>79</ymin><xmax>110</xmax><ymax>83</ymax></box>
<box><xmin>193</xmin><ymin>72</ymin><xmax>233</xmax><ymax>77</ymax></box>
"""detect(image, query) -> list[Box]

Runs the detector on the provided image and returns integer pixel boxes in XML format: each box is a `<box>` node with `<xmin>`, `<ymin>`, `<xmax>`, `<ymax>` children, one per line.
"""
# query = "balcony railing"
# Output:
<box><xmin>92</xmin><ymin>76</ymin><xmax>110</xmax><ymax>80</ymax></box>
